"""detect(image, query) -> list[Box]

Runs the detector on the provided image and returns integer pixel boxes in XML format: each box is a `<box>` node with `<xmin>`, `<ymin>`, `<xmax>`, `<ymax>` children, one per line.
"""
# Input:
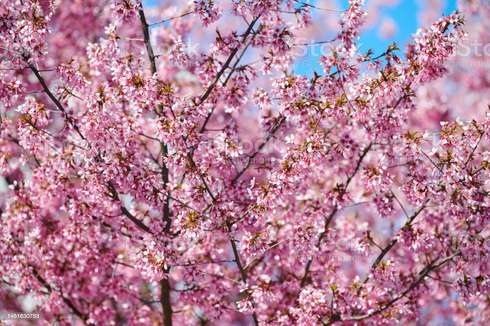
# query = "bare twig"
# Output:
<box><xmin>149</xmin><ymin>11</ymin><xmax>194</xmax><ymax>27</ymax></box>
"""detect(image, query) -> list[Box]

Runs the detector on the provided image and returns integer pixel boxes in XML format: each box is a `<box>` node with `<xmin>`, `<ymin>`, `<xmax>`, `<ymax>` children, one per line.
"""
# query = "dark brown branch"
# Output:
<box><xmin>197</xmin><ymin>15</ymin><xmax>260</xmax><ymax>106</ymax></box>
<box><xmin>420</xmin><ymin>149</ymin><xmax>443</xmax><ymax>173</ymax></box>
<box><xmin>160</xmin><ymin>276</ymin><xmax>173</xmax><ymax>326</ymax></box>
<box><xmin>227</xmin><ymin>223</ymin><xmax>248</xmax><ymax>282</ymax></box>
<box><xmin>225</xmin><ymin>222</ymin><xmax>260</xmax><ymax>326</ymax></box>
<box><xmin>372</xmin><ymin>203</ymin><xmax>426</xmax><ymax>270</ymax></box>
<box><xmin>188</xmin><ymin>26</ymin><xmax>265</xmax><ymax>196</ymax></box>
<box><xmin>172</xmin><ymin>259</ymin><xmax>235</xmax><ymax>267</ymax></box>
<box><xmin>182</xmin><ymin>17</ymin><xmax>262</xmax><ymax>205</ymax></box>
<box><xmin>185</xmin><ymin>152</ymin><xmax>217</xmax><ymax>202</ymax></box>
<box><xmin>222</xmin><ymin>33</ymin><xmax>256</xmax><ymax>87</ymax></box>
<box><xmin>27</xmin><ymin>63</ymin><xmax>86</xmax><ymax>141</ymax></box>
<box><xmin>293</xmin><ymin>0</ymin><xmax>345</xmax><ymax>12</ymax></box>
<box><xmin>463</xmin><ymin>130</ymin><xmax>485</xmax><ymax>169</ymax></box>
<box><xmin>138</xmin><ymin>7</ymin><xmax>173</xmax><ymax>326</ymax></box>
<box><xmin>120</xmin><ymin>206</ymin><xmax>153</xmax><ymax>234</ymax></box>
<box><xmin>32</xmin><ymin>268</ymin><xmax>91</xmax><ymax>325</ymax></box>
<box><xmin>138</xmin><ymin>5</ymin><xmax>171</xmax><ymax>232</ymax></box>
<box><xmin>355</xmin><ymin>201</ymin><xmax>428</xmax><ymax>293</ymax></box>
<box><xmin>138</xmin><ymin>8</ymin><xmax>157</xmax><ymax>74</ymax></box>
<box><xmin>300</xmin><ymin>208</ymin><xmax>337</xmax><ymax>287</ymax></box>
<box><xmin>195</xmin><ymin>16</ymin><xmax>260</xmax><ymax>138</ymax></box>
<box><xmin>25</xmin><ymin>65</ymin><xmax>155</xmax><ymax>236</ymax></box>
<box><xmin>294</xmin><ymin>38</ymin><xmax>336</xmax><ymax>46</ymax></box>
<box><xmin>107</xmin><ymin>182</ymin><xmax>154</xmax><ymax>235</ymax></box>
<box><xmin>345</xmin><ymin>143</ymin><xmax>372</xmax><ymax>189</ymax></box>
<box><xmin>149</xmin><ymin>11</ymin><xmax>194</xmax><ymax>27</ymax></box>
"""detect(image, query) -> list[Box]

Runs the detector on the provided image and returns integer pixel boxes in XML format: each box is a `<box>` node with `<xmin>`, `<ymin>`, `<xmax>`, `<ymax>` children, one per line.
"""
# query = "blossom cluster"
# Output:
<box><xmin>0</xmin><ymin>0</ymin><xmax>489</xmax><ymax>325</ymax></box>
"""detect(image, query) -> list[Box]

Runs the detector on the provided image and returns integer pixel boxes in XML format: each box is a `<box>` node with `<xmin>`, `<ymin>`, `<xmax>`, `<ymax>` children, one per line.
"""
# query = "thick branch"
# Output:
<box><xmin>160</xmin><ymin>276</ymin><xmax>173</xmax><ymax>326</ymax></box>
<box><xmin>138</xmin><ymin>7</ymin><xmax>173</xmax><ymax>326</ymax></box>
<box><xmin>138</xmin><ymin>8</ymin><xmax>157</xmax><ymax>74</ymax></box>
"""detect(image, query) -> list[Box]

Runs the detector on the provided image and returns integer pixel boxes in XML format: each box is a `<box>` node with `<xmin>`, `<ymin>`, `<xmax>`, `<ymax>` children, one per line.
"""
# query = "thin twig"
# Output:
<box><xmin>300</xmin><ymin>143</ymin><xmax>372</xmax><ymax>287</ymax></box>
<box><xmin>226</xmin><ymin>222</ymin><xmax>260</xmax><ymax>326</ymax></box>
<box><xmin>149</xmin><ymin>11</ymin><xmax>194</xmax><ymax>27</ymax></box>
<box><xmin>32</xmin><ymin>268</ymin><xmax>91</xmax><ymax>325</ymax></box>
<box><xmin>357</xmin><ymin>201</ymin><xmax>428</xmax><ymax>291</ymax></box>
<box><xmin>232</xmin><ymin>116</ymin><xmax>286</xmax><ymax>184</ymax></box>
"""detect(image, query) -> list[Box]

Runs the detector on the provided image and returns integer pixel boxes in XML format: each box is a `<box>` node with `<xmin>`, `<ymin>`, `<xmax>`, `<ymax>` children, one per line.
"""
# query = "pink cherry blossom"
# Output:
<box><xmin>0</xmin><ymin>0</ymin><xmax>489</xmax><ymax>325</ymax></box>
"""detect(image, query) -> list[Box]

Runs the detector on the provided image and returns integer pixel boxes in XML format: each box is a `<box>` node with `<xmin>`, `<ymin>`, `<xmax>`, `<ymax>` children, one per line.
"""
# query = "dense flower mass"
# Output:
<box><xmin>0</xmin><ymin>0</ymin><xmax>489</xmax><ymax>325</ymax></box>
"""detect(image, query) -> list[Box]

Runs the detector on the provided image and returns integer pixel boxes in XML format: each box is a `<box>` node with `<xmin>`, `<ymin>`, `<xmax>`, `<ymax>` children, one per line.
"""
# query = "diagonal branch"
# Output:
<box><xmin>338</xmin><ymin>251</ymin><xmax>460</xmax><ymax>324</ymax></box>
<box><xmin>197</xmin><ymin>15</ymin><xmax>261</xmax><ymax>106</ymax></box>
<box><xmin>300</xmin><ymin>143</ymin><xmax>372</xmax><ymax>287</ymax></box>
<box><xmin>107</xmin><ymin>182</ymin><xmax>154</xmax><ymax>235</ymax></box>
<box><xmin>28</xmin><ymin>63</ymin><xmax>86</xmax><ymax>141</ymax></box>
<box><xmin>149</xmin><ymin>11</ymin><xmax>194</xmax><ymax>27</ymax></box>
<box><xmin>32</xmin><ymin>267</ymin><xmax>92</xmax><ymax>325</ymax></box>
<box><xmin>358</xmin><ymin>201</ymin><xmax>429</xmax><ymax>292</ymax></box>
<box><xmin>232</xmin><ymin>115</ymin><xmax>286</xmax><ymax>184</ymax></box>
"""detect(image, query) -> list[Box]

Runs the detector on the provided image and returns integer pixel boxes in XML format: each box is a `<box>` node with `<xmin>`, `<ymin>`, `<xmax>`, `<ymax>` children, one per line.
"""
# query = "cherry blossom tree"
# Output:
<box><xmin>0</xmin><ymin>0</ymin><xmax>489</xmax><ymax>325</ymax></box>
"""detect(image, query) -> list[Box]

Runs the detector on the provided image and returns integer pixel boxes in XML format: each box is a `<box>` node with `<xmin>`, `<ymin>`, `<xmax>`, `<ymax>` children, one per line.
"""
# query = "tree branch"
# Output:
<box><xmin>107</xmin><ymin>182</ymin><xmax>154</xmax><ymax>235</ymax></box>
<box><xmin>225</xmin><ymin>222</ymin><xmax>260</xmax><ymax>326</ymax></box>
<box><xmin>366</xmin><ymin>202</ymin><xmax>427</xmax><ymax>275</ymax></box>
<box><xmin>300</xmin><ymin>143</ymin><xmax>372</xmax><ymax>287</ymax></box>
<box><xmin>160</xmin><ymin>276</ymin><xmax>173</xmax><ymax>326</ymax></box>
<box><xmin>32</xmin><ymin>268</ymin><xmax>91</xmax><ymax>325</ymax></box>
<box><xmin>138</xmin><ymin>6</ymin><xmax>173</xmax><ymax>326</ymax></box>
<box><xmin>27</xmin><ymin>63</ymin><xmax>86</xmax><ymax>141</ymax></box>
<box><xmin>232</xmin><ymin>115</ymin><xmax>286</xmax><ymax>184</ymax></box>
<box><xmin>338</xmin><ymin>251</ymin><xmax>460</xmax><ymax>323</ymax></box>
<box><xmin>197</xmin><ymin>15</ymin><xmax>260</xmax><ymax>106</ymax></box>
